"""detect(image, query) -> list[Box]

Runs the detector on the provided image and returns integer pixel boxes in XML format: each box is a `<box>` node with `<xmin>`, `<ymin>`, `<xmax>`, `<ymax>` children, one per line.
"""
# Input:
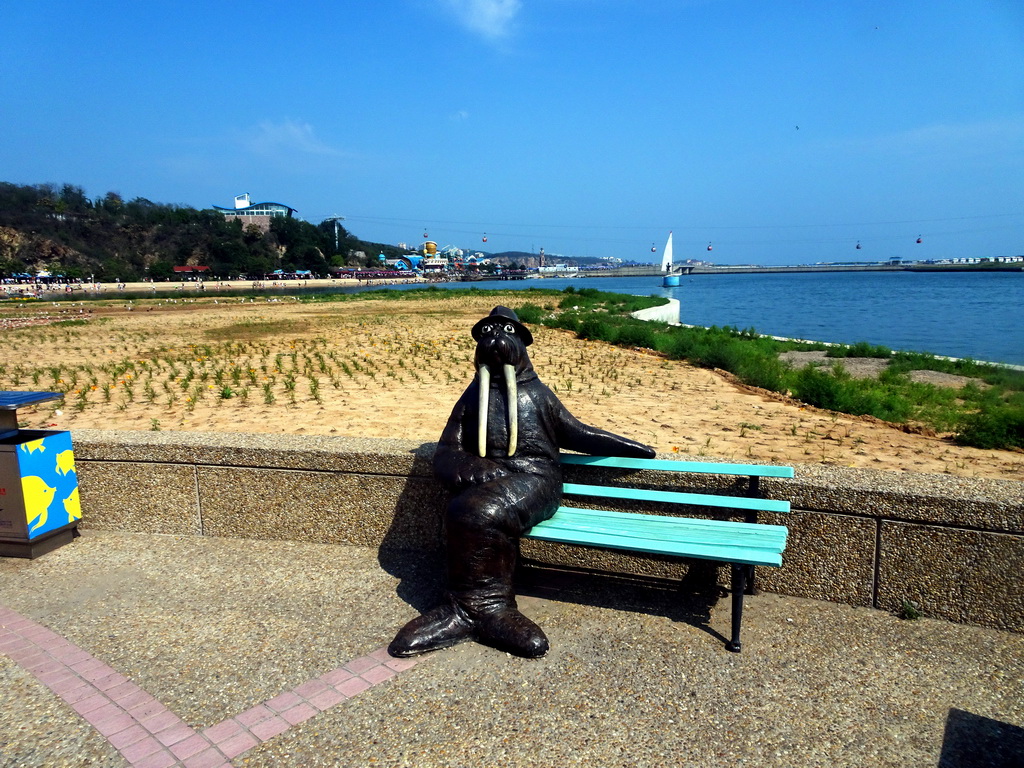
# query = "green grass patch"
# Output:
<box><xmin>788</xmin><ymin>364</ymin><xmax>915</xmax><ymax>422</ymax></box>
<box><xmin>523</xmin><ymin>289</ymin><xmax>1024</xmax><ymax>451</ymax></box>
<box><xmin>955</xmin><ymin>404</ymin><xmax>1024</xmax><ymax>450</ymax></box>
<box><xmin>826</xmin><ymin>341</ymin><xmax>893</xmax><ymax>358</ymax></box>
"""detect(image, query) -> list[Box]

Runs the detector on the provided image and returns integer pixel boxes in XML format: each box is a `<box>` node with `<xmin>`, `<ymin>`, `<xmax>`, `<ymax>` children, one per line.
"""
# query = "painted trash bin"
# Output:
<box><xmin>0</xmin><ymin>392</ymin><xmax>80</xmax><ymax>558</ymax></box>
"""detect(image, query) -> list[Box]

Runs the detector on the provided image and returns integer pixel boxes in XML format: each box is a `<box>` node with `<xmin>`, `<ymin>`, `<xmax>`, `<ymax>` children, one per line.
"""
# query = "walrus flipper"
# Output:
<box><xmin>554</xmin><ymin>405</ymin><xmax>657</xmax><ymax>459</ymax></box>
<box><xmin>433</xmin><ymin>386</ymin><xmax>510</xmax><ymax>488</ymax></box>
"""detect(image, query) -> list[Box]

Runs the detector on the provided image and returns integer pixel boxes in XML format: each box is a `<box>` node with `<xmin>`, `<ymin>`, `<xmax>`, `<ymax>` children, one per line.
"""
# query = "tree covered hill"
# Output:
<box><xmin>0</xmin><ymin>182</ymin><xmax>408</xmax><ymax>281</ymax></box>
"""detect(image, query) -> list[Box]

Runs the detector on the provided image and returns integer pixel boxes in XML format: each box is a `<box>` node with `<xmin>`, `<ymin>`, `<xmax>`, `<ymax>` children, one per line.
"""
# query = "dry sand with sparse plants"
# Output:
<box><xmin>3</xmin><ymin>291</ymin><xmax>1022</xmax><ymax>481</ymax></box>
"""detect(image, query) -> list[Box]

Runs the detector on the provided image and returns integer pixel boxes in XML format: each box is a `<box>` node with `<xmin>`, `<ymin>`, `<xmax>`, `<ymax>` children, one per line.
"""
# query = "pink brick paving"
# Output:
<box><xmin>0</xmin><ymin>604</ymin><xmax>419</xmax><ymax>767</ymax></box>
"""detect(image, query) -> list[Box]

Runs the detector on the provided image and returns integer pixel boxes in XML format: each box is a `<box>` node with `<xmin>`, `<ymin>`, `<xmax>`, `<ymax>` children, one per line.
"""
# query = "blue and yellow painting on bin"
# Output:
<box><xmin>18</xmin><ymin>432</ymin><xmax>80</xmax><ymax>538</ymax></box>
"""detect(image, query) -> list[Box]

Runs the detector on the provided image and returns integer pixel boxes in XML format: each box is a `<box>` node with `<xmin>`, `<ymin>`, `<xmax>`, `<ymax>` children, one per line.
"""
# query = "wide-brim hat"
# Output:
<box><xmin>471</xmin><ymin>305</ymin><xmax>533</xmax><ymax>346</ymax></box>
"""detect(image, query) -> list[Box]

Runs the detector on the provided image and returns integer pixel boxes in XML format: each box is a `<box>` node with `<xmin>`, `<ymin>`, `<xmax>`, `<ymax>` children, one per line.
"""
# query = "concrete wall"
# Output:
<box><xmin>631</xmin><ymin>298</ymin><xmax>680</xmax><ymax>325</ymax></box>
<box><xmin>71</xmin><ymin>430</ymin><xmax>1023</xmax><ymax>633</ymax></box>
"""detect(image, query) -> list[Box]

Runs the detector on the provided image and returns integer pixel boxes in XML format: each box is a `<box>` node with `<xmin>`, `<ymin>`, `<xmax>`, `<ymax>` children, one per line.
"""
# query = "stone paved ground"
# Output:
<box><xmin>1</xmin><ymin>531</ymin><xmax>1022</xmax><ymax>768</ymax></box>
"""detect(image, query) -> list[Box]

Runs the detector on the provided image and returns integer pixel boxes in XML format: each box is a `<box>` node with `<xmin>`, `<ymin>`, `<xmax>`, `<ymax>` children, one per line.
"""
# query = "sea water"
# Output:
<box><xmin>375</xmin><ymin>270</ymin><xmax>1023</xmax><ymax>366</ymax></box>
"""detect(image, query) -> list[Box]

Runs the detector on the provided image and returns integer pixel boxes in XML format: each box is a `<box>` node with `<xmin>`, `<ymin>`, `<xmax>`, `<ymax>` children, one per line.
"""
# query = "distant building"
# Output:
<box><xmin>173</xmin><ymin>265</ymin><xmax>211</xmax><ymax>280</ymax></box>
<box><xmin>214</xmin><ymin>193</ymin><xmax>296</xmax><ymax>232</ymax></box>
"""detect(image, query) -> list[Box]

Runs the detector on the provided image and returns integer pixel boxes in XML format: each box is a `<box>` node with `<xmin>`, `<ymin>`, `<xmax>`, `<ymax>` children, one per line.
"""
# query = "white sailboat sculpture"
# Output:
<box><xmin>661</xmin><ymin>231</ymin><xmax>680</xmax><ymax>286</ymax></box>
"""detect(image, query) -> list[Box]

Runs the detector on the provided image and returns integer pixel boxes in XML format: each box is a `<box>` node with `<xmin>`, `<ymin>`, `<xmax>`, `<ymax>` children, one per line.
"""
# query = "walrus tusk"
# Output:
<box><xmin>477</xmin><ymin>364</ymin><xmax>518</xmax><ymax>457</ymax></box>
<box><xmin>477</xmin><ymin>365</ymin><xmax>489</xmax><ymax>458</ymax></box>
<box><xmin>504</xmin><ymin>363</ymin><xmax>517</xmax><ymax>456</ymax></box>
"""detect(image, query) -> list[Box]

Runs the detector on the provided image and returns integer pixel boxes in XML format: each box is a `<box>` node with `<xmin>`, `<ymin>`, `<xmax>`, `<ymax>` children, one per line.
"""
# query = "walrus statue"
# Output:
<box><xmin>388</xmin><ymin>306</ymin><xmax>656</xmax><ymax>659</ymax></box>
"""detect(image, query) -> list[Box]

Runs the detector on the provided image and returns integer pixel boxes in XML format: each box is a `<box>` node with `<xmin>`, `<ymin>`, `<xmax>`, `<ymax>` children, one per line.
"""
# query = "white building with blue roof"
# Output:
<box><xmin>213</xmin><ymin>193</ymin><xmax>296</xmax><ymax>232</ymax></box>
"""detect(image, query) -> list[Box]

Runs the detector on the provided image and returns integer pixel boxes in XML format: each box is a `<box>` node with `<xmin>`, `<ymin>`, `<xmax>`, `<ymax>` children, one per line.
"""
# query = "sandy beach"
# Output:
<box><xmin>3</xmin><ymin>289</ymin><xmax>1021</xmax><ymax>481</ymax></box>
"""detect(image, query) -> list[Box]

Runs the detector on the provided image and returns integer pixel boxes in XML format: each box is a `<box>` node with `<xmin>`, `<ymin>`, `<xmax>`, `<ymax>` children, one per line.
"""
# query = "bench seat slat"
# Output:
<box><xmin>563</xmin><ymin>482</ymin><xmax>791</xmax><ymax>515</ymax></box>
<box><xmin>560</xmin><ymin>454</ymin><xmax>795</xmax><ymax>478</ymax></box>
<box><xmin>551</xmin><ymin>506</ymin><xmax>789</xmax><ymax>544</ymax></box>
<box><xmin>544</xmin><ymin>508</ymin><xmax>789</xmax><ymax>552</ymax></box>
<box><xmin>526</xmin><ymin>508</ymin><xmax>785</xmax><ymax>567</ymax></box>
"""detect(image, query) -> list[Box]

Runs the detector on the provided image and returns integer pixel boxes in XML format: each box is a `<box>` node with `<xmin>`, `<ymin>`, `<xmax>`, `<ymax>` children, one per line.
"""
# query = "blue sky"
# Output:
<box><xmin>2</xmin><ymin>0</ymin><xmax>1022</xmax><ymax>265</ymax></box>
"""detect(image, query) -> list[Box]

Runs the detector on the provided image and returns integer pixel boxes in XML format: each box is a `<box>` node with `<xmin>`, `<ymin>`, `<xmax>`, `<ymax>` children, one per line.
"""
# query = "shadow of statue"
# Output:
<box><xmin>376</xmin><ymin>442</ymin><xmax>448</xmax><ymax>614</ymax></box>
<box><xmin>517</xmin><ymin>556</ymin><xmax>730</xmax><ymax>646</ymax></box>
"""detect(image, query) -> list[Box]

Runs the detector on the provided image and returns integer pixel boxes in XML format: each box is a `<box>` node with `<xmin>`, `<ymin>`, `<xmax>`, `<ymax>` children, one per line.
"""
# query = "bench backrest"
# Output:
<box><xmin>559</xmin><ymin>454</ymin><xmax>793</xmax><ymax>517</ymax></box>
<box><xmin>560</xmin><ymin>454</ymin><xmax>795</xmax><ymax>478</ymax></box>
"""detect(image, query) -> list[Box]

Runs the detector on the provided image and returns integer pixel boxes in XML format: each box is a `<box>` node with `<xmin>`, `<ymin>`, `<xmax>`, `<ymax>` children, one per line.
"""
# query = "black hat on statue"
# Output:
<box><xmin>471</xmin><ymin>306</ymin><xmax>534</xmax><ymax>346</ymax></box>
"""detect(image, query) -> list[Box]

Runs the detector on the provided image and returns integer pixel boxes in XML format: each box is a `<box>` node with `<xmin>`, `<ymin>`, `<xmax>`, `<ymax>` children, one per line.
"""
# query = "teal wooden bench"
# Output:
<box><xmin>522</xmin><ymin>454</ymin><xmax>794</xmax><ymax>652</ymax></box>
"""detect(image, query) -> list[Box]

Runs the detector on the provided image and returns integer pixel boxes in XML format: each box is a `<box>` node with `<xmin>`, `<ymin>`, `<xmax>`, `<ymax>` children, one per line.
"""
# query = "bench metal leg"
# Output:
<box><xmin>727</xmin><ymin>564</ymin><xmax>754</xmax><ymax>652</ymax></box>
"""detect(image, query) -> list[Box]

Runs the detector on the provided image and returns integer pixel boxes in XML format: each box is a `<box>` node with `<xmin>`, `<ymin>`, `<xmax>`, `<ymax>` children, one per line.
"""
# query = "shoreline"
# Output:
<box><xmin>4</xmin><ymin>278</ymin><xmax>1023</xmax><ymax>372</ymax></box>
<box><xmin>1</xmin><ymin>276</ymin><xmax>430</xmax><ymax>298</ymax></box>
<box><xmin>8</xmin><ymin>279</ymin><xmax>1021</xmax><ymax>372</ymax></box>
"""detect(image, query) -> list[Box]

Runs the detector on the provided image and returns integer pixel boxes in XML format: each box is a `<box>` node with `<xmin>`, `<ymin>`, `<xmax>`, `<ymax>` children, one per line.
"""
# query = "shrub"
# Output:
<box><xmin>661</xmin><ymin>326</ymin><xmax>738</xmax><ymax>366</ymax></box>
<box><xmin>659</xmin><ymin>329</ymin><xmax>700</xmax><ymax>361</ymax></box>
<box><xmin>557</xmin><ymin>286</ymin><xmax>663</xmax><ymax>314</ymax></box>
<box><xmin>827</xmin><ymin>341</ymin><xmax>892</xmax><ymax>358</ymax></box>
<box><xmin>548</xmin><ymin>312</ymin><xmax>580</xmax><ymax>333</ymax></box>
<box><xmin>514</xmin><ymin>303</ymin><xmax>544</xmax><ymax>325</ymax></box>
<box><xmin>789</xmin><ymin>364</ymin><xmax>915</xmax><ymax>422</ymax></box>
<box><xmin>789</xmin><ymin>365</ymin><xmax>846</xmax><ymax>411</ymax></box>
<box><xmin>614</xmin><ymin>321</ymin><xmax>658</xmax><ymax>350</ymax></box>
<box><xmin>576</xmin><ymin>317</ymin><xmax>615</xmax><ymax>343</ymax></box>
<box><xmin>955</xmin><ymin>404</ymin><xmax>1024</xmax><ymax>450</ymax></box>
<box><xmin>734</xmin><ymin>352</ymin><xmax>788</xmax><ymax>392</ymax></box>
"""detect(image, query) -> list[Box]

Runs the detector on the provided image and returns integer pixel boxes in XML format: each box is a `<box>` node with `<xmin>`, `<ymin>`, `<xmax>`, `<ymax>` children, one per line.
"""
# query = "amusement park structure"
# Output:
<box><xmin>382</xmin><ymin>240</ymin><xmax>492</xmax><ymax>274</ymax></box>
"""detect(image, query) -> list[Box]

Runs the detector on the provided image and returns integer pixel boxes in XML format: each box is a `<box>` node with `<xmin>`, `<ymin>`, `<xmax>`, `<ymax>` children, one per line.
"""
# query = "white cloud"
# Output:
<box><xmin>245</xmin><ymin>119</ymin><xmax>346</xmax><ymax>158</ymax></box>
<box><xmin>450</xmin><ymin>109</ymin><xmax>470</xmax><ymax>121</ymax></box>
<box><xmin>442</xmin><ymin>0</ymin><xmax>522</xmax><ymax>39</ymax></box>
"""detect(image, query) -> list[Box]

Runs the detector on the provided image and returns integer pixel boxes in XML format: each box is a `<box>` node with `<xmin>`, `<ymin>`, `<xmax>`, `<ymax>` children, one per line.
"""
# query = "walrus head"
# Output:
<box><xmin>471</xmin><ymin>306</ymin><xmax>534</xmax><ymax>458</ymax></box>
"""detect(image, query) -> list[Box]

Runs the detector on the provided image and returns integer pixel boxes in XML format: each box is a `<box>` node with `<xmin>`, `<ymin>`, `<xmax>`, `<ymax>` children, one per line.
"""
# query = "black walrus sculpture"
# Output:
<box><xmin>389</xmin><ymin>306</ymin><xmax>656</xmax><ymax>659</ymax></box>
